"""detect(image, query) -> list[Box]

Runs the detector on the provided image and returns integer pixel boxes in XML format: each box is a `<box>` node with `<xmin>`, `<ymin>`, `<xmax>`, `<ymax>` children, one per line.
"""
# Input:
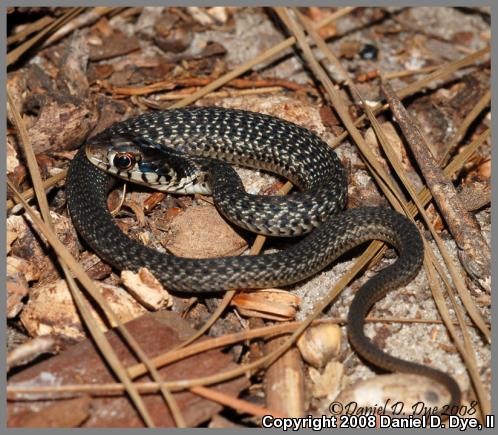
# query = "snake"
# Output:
<box><xmin>66</xmin><ymin>106</ymin><xmax>460</xmax><ymax>412</ymax></box>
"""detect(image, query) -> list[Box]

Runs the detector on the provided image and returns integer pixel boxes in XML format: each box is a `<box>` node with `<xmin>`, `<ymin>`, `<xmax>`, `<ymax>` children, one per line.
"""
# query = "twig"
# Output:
<box><xmin>190</xmin><ymin>386</ymin><xmax>288</xmax><ymax>419</ymax></box>
<box><xmin>139</xmin><ymin>86</ymin><xmax>284</xmax><ymax>110</ymax></box>
<box><xmin>264</xmin><ymin>337</ymin><xmax>304</xmax><ymax>417</ymax></box>
<box><xmin>381</xmin><ymin>81</ymin><xmax>491</xmax><ymax>290</ymax></box>
<box><xmin>382</xmin><ymin>65</ymin><xmax>441</xmax><ymax>80</ymax></box>
<box><xmin>425</xmin><ymin>255</ymin><xmax>490</xmax><ymax>419</ymax></box>
<box><xmin>107</xmin><ymin>77</ymin><xmax>312</xmax><ymax>96</ymax></box>
<box><xmin>154</xmin><ymin>86</ymin><xmax>284</xmax><ymax>100</ymax></box>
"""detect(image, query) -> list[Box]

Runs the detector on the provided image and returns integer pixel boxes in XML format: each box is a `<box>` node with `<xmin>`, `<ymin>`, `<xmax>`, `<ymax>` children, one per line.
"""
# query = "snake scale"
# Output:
<box><xmin>66</xmin><ymin>106</ymin><xmax>460</xmax><ymax>411</ymax></box>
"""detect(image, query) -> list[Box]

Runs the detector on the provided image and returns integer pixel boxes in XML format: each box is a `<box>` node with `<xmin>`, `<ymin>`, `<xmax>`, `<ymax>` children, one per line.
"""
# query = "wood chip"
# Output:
<box><xmin>7</xmin><ymin>273</ymin><xmax>29</xmax><ymax>319</ymax></box>
<box><xmin>7</xmin><ymin>255</ymin><xmax>40</xmax><ymax>283</ymax></box>
<box><xmin>7</xmin><ymin>335</ymin><xmax>58</xmax><ymax>372</ymax></box>
<box><xmin>265</xmin><ymin>336</ymin><xmax>305</xmax><ymax>418</ymax></box>
<box><xmin>121</xmin><ymin>267</ymin><xmax>172</xmax><ymax>310</ymax></box>
<box><xmin>7</xmin><ymin>136</ymin><xmax>20</xmax><ymax>174</ymax></box>
<box><xmin>8</xmin><ymin>212</ymin><xmax>79</xmax><ymax>284</ymax></box>
<box><xmin>20</xmin><ymin>280</ymin><xmax>147</xmax><ymax>339</ymax></box>
<box><xmin>21</xmin><ymin>97</ymin><xmax>97</xmax><ymax>153</ymax></box>
<box><xmin>233</xmin><ymin>289</ymin><xmax>300</xmax><ymax>321</ymax></box>
<box><xmin>309</xmin><ymin>361</ymin><xmax>344</xmax><ymax>399</ymax></box>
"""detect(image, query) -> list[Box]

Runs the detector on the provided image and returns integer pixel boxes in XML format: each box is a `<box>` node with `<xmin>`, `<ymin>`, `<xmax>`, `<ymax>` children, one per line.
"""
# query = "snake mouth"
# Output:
<box><xmin>85</xmin><ymin>140</ymin><xmax>112</xmax><ymax>171</ymax></box>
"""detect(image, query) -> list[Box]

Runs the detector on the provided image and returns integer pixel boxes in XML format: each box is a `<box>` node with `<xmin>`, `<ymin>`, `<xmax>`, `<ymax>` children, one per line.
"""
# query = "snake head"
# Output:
<box><xmin>85</xmin><ymin>135</ymin><xmax>212</xmax><ymax>195</ymax></box>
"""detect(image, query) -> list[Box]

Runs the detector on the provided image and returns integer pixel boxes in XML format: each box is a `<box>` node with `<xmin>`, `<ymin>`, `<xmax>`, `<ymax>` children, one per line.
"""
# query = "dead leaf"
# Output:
<box><xmin>8</xmin><ymin>311</ymin><xmax>249</xmax><ymax>427</ymax></box>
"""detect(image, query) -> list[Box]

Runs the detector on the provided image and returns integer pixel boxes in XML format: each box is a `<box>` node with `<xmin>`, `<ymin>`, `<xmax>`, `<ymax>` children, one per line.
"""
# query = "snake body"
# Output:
<box><xmin>66</xmin><ymin>106</ymin><xmax>460</xmax><ymax>410</ymax></box>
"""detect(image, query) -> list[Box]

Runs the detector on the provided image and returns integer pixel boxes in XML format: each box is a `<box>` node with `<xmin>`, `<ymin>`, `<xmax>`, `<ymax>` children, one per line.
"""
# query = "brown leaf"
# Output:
<box><xmin>8</xmin><ymin>311</ymin><xmax>248</xmax><ymax>427</ymax></box>
<box><xmin>20</xmin><ymin>396</ymin><xmax>91</xmax><ymax>428</ymax></box>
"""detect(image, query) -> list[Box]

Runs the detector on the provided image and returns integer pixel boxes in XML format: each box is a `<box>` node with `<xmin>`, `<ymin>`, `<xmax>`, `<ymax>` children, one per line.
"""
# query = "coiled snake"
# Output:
<box><xmin>66</xmin><ymin>106</ymin><xmax>460</xmax><ymax>411</ymax></box>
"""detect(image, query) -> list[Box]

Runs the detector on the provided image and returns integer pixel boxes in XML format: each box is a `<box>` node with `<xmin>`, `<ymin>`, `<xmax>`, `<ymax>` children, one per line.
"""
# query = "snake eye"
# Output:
<box><xmin>113</xmin><ymin>152</ymin><xmax>136</xmax><ymax>170</ymax></box>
